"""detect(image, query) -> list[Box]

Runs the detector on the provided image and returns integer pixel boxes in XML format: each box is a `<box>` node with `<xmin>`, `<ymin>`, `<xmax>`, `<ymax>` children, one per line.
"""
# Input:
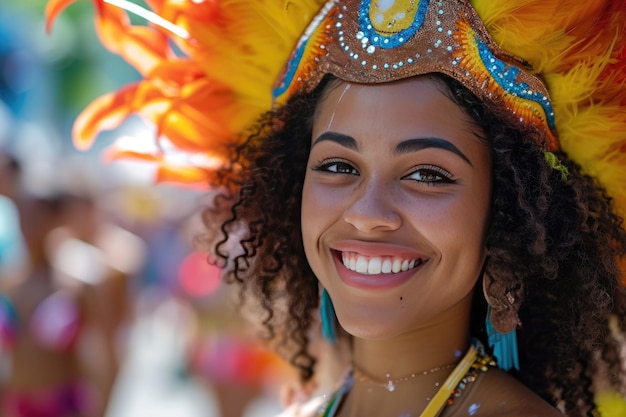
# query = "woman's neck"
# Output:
<box><xmin>351</xmin><ymin>294</ymin><xmax>473</xmax><ymax>380</ymax></box>
<box><xmin>336</xmin><ymin>297</ymin><xmax>475</xmax><ymax>417</ymax></box>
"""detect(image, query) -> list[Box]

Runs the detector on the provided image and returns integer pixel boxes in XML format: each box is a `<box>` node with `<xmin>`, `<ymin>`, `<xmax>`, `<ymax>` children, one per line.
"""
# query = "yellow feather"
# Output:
<box><xmin>474</xmin><ymin>0</ymin><xmax>626</xmax><ymax>234</ymax></box>
<box><xmin>185</xmin><ymin>0</ymin><xmax>325</xmax><ymax>116</ymax></box>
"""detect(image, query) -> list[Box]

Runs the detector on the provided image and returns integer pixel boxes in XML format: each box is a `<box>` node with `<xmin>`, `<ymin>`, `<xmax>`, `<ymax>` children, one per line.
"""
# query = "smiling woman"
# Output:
<box><xmin>45</xmin><ymin>0</ymin><xmax>626</xmax><ymax>416</ymax></box>
<box><xmin>302</xmin><ymin>78</ymin><xmax>492</xmax><ymax>347</ymax></box>
<box><xmin>215</xmin><ymin>67</ymin><xmax>626</xmax><ymax>417</ymax></box>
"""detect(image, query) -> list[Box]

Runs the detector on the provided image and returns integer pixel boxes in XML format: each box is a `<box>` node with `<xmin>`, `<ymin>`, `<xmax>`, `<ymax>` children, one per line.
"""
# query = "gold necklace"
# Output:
<box><xmin>352</xmin><ymin>361</ymin><xmax>457</xmax><ymax>392</ymax></box>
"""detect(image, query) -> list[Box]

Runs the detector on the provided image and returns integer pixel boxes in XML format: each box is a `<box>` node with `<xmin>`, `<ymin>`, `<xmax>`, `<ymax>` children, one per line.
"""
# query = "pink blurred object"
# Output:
<box><xmin>29</xmin><ymin>291</ymin><xmax>81</xmax><ymax>352</ymax></box>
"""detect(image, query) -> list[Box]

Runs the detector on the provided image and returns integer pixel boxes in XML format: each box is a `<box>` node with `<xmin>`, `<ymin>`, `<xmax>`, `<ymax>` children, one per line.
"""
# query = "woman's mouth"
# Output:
<box><xmin>332</xmin><ymin>250</ymin><xmax>428</xmax><ymax>290</ymax></box>
<box><xmin>341</xmin><ymin>251</ymin><xmax>426</xmax><ymax>275</ymax></box>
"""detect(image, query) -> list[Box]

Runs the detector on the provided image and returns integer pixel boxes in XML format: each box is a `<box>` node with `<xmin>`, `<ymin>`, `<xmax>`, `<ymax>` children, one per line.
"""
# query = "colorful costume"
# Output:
<box><xmin>0</xmin><ymin>291</ymin><xmax>81</xmax><ymax>353</ymax></box>
<box><xmin>0</xmin><ymin>291</ymin><xmax>95</xmax><ymax>417</ymax></box>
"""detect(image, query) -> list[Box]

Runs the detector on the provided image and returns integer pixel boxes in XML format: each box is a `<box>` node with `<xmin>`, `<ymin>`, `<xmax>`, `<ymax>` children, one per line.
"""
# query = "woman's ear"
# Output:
<box><xmin>483</xmin><ymin>273</ymin><xmax>520</xmax><ymax>333</ymax></box>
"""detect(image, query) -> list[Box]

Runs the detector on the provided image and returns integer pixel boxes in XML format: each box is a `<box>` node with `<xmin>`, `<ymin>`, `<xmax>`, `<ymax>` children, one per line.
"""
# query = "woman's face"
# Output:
<box><xmin>301</xmin><ymin>76</ymin><xmax>492</xmax><ymax>339</ymax></box>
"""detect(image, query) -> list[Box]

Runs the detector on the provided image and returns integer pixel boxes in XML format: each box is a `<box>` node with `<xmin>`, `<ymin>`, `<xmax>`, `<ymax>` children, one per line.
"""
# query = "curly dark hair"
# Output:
<box><xmin>203</xmin><ymin>74</ymin><xmax>626</xmax><ymax>416</ymax></box>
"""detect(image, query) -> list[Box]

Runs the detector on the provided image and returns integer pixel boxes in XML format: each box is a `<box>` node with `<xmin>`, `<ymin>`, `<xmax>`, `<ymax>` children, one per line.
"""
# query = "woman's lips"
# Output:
<box><xmin>331</xmin><ymin>249</ymin><xmax>428</xmax><ymax>290</ymax></box>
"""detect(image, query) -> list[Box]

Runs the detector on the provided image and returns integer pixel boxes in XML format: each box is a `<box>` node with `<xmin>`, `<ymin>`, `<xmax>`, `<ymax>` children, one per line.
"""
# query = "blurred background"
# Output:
<box><xmin>0</xmin><ymin>1</ymin><xmax>295</xmax><ymax>416</ymax></box>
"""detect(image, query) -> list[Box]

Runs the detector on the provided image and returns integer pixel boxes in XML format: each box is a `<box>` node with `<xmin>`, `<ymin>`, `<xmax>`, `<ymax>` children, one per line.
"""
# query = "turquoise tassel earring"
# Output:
<box><xmin>486</xmin><ymin>308</ymin><xmax>520</xmax><ymax>371</ymax></box>
<box><xmin>320</xmin><ymin>288</ymin><xmax>337</xmax><ymax>344</ymax></box>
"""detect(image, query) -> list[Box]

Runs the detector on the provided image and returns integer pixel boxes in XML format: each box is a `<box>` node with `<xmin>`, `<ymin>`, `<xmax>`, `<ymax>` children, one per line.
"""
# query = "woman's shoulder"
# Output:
<box><xmin>450</xmin><ymin>368</ymin><xmax>563</xmax><ymax>417</ymax></box>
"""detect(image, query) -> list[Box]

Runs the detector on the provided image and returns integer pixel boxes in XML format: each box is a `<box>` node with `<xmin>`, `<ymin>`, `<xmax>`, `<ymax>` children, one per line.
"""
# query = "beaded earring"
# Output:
<box><xmin>485</xmin><ymin>306</ymin><xmax>519</xmax><ymax>371</ymax></box>
<box><xmin>320</xmin><ymin>288</ymin><xmax>337</xmax><ymax>344</ymax></box>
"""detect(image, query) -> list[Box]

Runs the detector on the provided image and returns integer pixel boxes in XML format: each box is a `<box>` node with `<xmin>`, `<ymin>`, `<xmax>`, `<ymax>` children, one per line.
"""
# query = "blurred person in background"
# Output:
<box><xmin>181</xmin><ymin>257</ymin><xmax>295</xmax><ymax>417</ymax></box>
<box><xmin>0</xmin><ymin>149</ymin><xmax>144</xmax><ymax>417</ymax></box>
<box><xmin>0</xmin><ymin>149</ymin><xmax>97</xmax><ymax>417</ymax></box>
<box><xmin>46</xmin><ymin>157</ymin><xmax>147</xmax><ymax>416</ymax></box>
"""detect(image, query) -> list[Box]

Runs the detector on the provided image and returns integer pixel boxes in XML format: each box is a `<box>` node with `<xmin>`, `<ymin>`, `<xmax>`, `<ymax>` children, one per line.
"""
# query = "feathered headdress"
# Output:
<box><xmin>46</xmin><ymin>0</ymin><xmax>326</xmax><ymax>186</ymax></box>
<box><xmin>472</xmin><ymin>0</ymin><xmax>626</xmax><ymax>217</ymax></box>
<box><xmin>45</xmin><ymin>0</ymin><xmax>625</xmax><ymax>227</ymax></box>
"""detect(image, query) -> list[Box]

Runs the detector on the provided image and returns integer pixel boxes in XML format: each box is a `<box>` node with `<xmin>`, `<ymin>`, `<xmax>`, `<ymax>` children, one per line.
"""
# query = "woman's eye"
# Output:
<box><xmin>404</xmin><ymin>165</ymin><xmax>455</xmax><ymax>184</ymax></box>
<box><xmin>314</xmin><ymin>161</ymin><xmax>359</xmax><ymax>175</ymax></box>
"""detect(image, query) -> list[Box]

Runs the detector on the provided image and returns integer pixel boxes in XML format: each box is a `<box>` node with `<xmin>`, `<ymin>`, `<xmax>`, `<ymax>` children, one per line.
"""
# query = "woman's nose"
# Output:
<box><xmin>343</xmin><ymin>178</ymin><xmax>402</xmax><ymax>232</ymax></box>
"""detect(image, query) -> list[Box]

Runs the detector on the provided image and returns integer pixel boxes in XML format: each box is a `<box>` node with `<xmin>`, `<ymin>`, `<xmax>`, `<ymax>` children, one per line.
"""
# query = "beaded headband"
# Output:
<box><xmin>273</xmin><ymin>0</ymin><xmax>558</xmax><ymax>151</ymax></box>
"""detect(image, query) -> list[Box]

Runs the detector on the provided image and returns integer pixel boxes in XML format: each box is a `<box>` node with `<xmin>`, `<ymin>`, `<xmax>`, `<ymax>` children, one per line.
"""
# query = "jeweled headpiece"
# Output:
<box><xmin>274</xmin><ymin>0</ymin><xmax>557</xmax><ymax>150</ymax></box>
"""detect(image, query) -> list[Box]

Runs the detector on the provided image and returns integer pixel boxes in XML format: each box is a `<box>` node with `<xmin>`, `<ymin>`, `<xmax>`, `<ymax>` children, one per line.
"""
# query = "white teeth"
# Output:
<box><xmin>401</xmin><ymin>259</ymin><xmax>409</xmax><ymax>271</ymax></box>
<box><xmin>356</xmin><ymin>257</ymin><xmax>368</xmax><ymax>274</ymax></box>
<box><xmin>341</xmin><ymin>252</ymin><xmax>424</xmax><ymax>275</ymax></box>
<box><xmin>367</xmin><ymin>258</ymin><xmax>382</xmax><ymax>274</ymax></box>
<box><xmin>381</xmin><ymin>259</ymin><xmax>392</xmax><ymax>274</ymax></box>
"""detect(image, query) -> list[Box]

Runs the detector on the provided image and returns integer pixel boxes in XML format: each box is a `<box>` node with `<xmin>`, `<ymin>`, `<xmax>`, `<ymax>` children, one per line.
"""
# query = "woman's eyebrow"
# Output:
<box><xmin>312</xmin><ymin>132</ymin><xmax>358</xmax><ymax>150</ymax></box>
<box><xmin>395</xmin><ymin>137</ymin><xmax>472</xmax><ymax>166</ymax></box>
<box><xmin>312</xmin><ymin>133</ymin><xmax>471</xmax><ymax>166</ymax></box>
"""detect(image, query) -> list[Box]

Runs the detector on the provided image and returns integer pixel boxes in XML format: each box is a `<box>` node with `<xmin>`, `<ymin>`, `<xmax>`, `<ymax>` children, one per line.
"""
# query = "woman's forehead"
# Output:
<box><xmin>313</xmin><ymin>77</ymin><xmax>480</xmax><ymax>141</ymax></box>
